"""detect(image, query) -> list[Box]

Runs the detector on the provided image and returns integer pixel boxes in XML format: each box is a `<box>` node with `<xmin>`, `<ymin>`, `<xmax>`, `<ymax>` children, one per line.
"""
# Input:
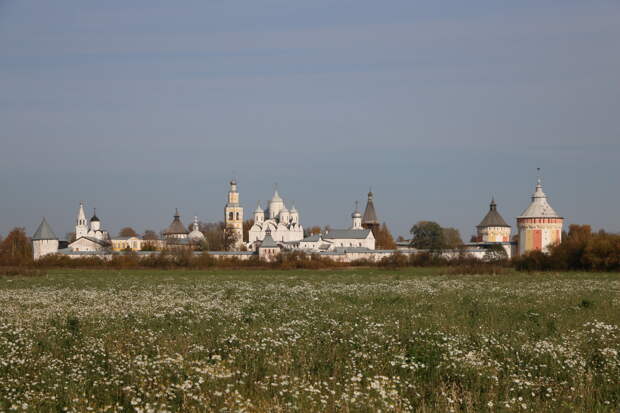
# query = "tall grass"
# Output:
<box><xmin>0</xmin><ymin>269</ymin><xmax>618</xmax><ymax>412</ymax></box>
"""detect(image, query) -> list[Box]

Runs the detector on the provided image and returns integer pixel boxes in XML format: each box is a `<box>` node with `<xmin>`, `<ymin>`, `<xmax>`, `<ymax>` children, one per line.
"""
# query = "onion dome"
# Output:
<box><xmin>32</xmin><ymin>217</ymin><xmax>58</xmax><ymax>240</ymax></box>
<box><xmin>164</xmin><ymin>209</ymin><xmax>189</xmax><ymax>235</ymax></box>
<box><xmin>254</xmin><ymin>201</ymin><xmax>264</xmax><ymax>213</ymax></box>
<box><xmin>188</xmin><ymin>216</ymin><xmax>205</xmax><ymax>242</ymax></box>
<box><xmin>90</xmin><ymin>208</ymin><xmax>100</xmax><ymax>222</ymax></box>
<box><xmin>477</xmin><ymin>198</ymin><xmax>510</xmax><ymax>228</ymax></box>
<box><xmin>290</xmin><ymin>203</ymin><xmax>298</xmax><ymax>214</ymax></box>
<box><xmin>518</xmin><ymin>179</ymin><xmax>561</xmax><ymax>219</ymax></box>
<box><xmin>271</xmin><ymin>189</ymin><xmax>283</xmax><ymax>203</ymax></box>
<box><xmin>352</xmin><ymin>200</ymin><xmax>362</xmax><ymax>218</ymax></box>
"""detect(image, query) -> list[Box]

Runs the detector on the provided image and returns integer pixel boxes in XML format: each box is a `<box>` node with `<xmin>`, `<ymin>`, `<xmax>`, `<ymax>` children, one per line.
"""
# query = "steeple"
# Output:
<box><xmin>75</xmin><ymin>202</ymin><xmax>88</xmax><ymax>238</ymax></box>
<box><xmin>362</xmin><ymin>188</ymin><xmax>379</xmax><ymax>230</ymax></box>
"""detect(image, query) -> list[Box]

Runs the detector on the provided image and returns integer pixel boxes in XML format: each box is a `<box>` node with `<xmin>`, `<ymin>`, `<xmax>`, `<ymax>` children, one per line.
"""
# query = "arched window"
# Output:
<box><xmin>229</xmin><ymin>212</ymin><xmax>233</xmax><ymax>220</ymax></box>
<box><xmin>236</xmin><ymin>212</ymin><xmax>240</xmax><ymax>220</ymax></box>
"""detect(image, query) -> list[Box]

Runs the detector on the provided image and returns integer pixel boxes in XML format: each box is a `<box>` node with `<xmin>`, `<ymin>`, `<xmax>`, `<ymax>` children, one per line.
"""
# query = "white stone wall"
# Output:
<box><xmin>33</xmin><ymin>239</ymin><xmax>59</xmax><ymax>260</ymax></box>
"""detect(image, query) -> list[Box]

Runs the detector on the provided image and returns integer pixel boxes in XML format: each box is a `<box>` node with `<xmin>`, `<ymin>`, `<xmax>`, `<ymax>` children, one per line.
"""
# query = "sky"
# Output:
<box><xmin>1</xmin><ymin>0</ymin><xmax>619</xmax><ymax>240</ymax></box>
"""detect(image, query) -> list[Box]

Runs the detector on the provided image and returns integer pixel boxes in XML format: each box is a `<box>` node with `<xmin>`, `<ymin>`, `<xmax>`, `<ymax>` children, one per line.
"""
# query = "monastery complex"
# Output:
<box><xmin>32</xmin><ymin>176</ymin><xmax>564</xmax><ymax>262</ymax></box>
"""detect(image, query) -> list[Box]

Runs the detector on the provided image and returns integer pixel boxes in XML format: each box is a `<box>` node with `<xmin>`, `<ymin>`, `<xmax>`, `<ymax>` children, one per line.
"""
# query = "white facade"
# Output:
<box><xmin>75</xmin><ymin>203</ymin><xmax>88</xmax><ymax>239</ymax></box>
<box><xmin>33</xmin><ymin>239</ymin><xmax>59</xmax><ymax>260</ymax></box>
<box><xmin>32</xmin><ymin>217</ymin><xmax>60</xmax><ymax>260</ymax></box>
<box><xmin>77</xmin><ymin>206</ymin><xmax>110</xmax><ymax>242</ymax></box>
<box><xmin>248</xmin><ymin>188</ymin><xmax>304</xmax><ymax>244</ymax></box>
<box><xmin>68</xmin><ymin>236</ymin><xmax>108</xmax><ymax>252</ymax></box>
<box><xmin>517</xmin><ymin>178</ymin><xmax>563</xmax><ymax>254</ymax></box>
<box><xmin>298</xmin><ymin>206</ymin><xmax>375</xmax><ymax>252</ymax></box>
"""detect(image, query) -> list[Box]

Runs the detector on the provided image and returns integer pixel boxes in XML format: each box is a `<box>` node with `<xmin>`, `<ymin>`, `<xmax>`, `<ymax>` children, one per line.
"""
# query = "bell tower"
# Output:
<box><xmin>224</xmin><ymin>179</ymin><xmax>244</xmax><ymax>249</ymax></box>
<box><xmin>75</xmin><ymin>202</ymin><xmax>88</xmax><ymax>239</ymax></box>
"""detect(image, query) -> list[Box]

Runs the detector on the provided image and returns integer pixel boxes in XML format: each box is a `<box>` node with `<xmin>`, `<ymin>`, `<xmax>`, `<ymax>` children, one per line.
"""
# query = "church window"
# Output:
<box><xmin>229</xmin><ymin>212</ymin><xmax>233</xmax><ymax>220</ymax></box>
<box><xmin>236</xmin><ymin>212</ymin><xmax>240</xmax><ymax>220</ymax></box>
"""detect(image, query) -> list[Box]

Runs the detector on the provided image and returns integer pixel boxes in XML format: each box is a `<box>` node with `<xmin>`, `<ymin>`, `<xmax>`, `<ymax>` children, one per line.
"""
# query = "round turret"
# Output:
<box><xmin>517</xmin><ymin>177</ymin><xmax>563</xmax><ymax>254</ymax></box>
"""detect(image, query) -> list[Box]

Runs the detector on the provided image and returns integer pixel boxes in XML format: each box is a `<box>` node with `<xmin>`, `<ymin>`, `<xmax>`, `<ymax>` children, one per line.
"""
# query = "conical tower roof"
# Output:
<box><xmin>77</xmin><ymin>202</ymin><xmax>86</xmax><ymax>222</ymax></box>
<box><xmin>518</xmin><ymin>179</ymin><xmax>561</xmax><ymax>219</ymax></box>
<box><xmin>477</xmin><ymin>198</ymin><xmax>510</xmax><ymax>228</ymax></box>
<box><xmin>33</xmin><ymin>218</ymin><xmax>58</xmax><ymax>240</ymax></box>
<box><xmin>164</xmin><ymin>209</ymin><xmax>189</xmax><ymax>235</ymax></box>
<box><xmin>362</xmin><ymin>190</ymin><xmax>379</xmax><ymax>225</ymax></box>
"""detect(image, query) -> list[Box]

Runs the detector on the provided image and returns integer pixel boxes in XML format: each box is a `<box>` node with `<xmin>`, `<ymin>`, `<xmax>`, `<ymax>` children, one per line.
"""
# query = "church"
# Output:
<box><xmin>247</xmin><ymin>186</ymin><xmax>304</xmax><ymax>245</ymax></box>
<box><xmin>67</xmin><ymin>203</ymin><xmax>111</xmax><ymax>252</ymax></box>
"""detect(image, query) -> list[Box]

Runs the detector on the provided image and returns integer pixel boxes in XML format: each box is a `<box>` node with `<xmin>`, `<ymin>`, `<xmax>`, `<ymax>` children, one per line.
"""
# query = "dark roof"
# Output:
<box><xmin>260</xmin><ymin>233</ymin><xmax>279</xmax><ymax>248</ymax></box>
<box><xmin>362</xmin><ymin>191</ymin><xmax>379</xmax><ymax>225</ymax></box>
<box><xmin>90</xmin><ymin>208</ymin><xmax>100</xmax><ymax>222</ymax></box>
<box><xmin>477</xmin><ymin>199</ymin><xmax>511</xmax><ymax>228</ymax></box>
<box><xmin>164</xmin><ymin>210</ymin><xmax>188</xmax><ymax>235</ymax></box>
<box><xmin>32</xmin><ymin>218</ymin><xmax>58</xmax><ymax>240</ymax></box>
<box><xmin>323</xmin><ymin>229</ymin><xmax>372</xmax><ymax>240</ymax></box>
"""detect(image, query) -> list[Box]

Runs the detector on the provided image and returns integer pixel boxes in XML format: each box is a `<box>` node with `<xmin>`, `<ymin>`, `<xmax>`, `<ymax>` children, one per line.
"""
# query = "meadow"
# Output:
<box><xmin>0</xmin><ymin>268</ymin><xmax>619</xmax><ymax>412</ymax></box>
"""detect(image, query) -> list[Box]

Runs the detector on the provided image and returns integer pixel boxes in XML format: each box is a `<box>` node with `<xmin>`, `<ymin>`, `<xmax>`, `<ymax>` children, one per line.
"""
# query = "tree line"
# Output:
<box><xmin>2</xmin><ymin>222</ymin><xmax>619</xmax><ymax>272</ymax></box>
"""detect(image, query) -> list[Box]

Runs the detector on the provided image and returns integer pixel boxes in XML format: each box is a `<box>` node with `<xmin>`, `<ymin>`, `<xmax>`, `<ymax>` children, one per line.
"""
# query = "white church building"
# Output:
<box><xmin>248</xmin><ymin>187</ymin><xmax>304</xmax><ymax>245</ymax></box>
<box><xmin>298</xmin><ymin>203</ymin><xmax>375</xmax><ymax>252</ymax></box>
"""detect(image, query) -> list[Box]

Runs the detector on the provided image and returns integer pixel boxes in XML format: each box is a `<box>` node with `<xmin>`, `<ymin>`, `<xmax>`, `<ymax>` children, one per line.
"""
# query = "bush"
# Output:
<box><xmin>0</xmin><ymin>266</ymin><xmax>45</xmax><ymax>277</ymax></box>
<box><xmin>445</xmin><ymin>263</ymin><xmax>507</xmax><ymax>275</ymax></box>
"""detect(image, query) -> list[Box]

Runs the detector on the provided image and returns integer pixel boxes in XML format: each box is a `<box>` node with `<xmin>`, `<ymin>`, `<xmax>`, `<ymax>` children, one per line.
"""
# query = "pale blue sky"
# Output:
<box><xmin>1</xmin><ymin>0</ymin><xmax>618</xmax><ymax>240</ymax></box>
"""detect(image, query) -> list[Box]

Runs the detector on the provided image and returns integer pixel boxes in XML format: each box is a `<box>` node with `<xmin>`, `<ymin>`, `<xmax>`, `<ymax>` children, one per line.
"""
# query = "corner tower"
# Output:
<box><xmin>224</xmin><ymin>179</ymin><xmax>244</xmax><ymax>249</ymax></box>
<box><xmin>517</xmin><ymin>177</ymin><xmax>563</xmax><ymax>255</ymax></box>
<box><xmin>476</xmin><ymin>198</ymin><xmax>511</xmax><ymax>242</ymax></box>
<box><xmin>32</xmin><ymin>217</ymin><xmax>59</xmax><ymax>260</ymax></box>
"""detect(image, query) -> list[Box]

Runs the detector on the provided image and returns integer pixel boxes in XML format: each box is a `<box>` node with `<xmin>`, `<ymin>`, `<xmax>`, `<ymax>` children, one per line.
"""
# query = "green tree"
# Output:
<box><xmin>410</xmin><ymin>221</ymin><xmax>445</xmax><ymax>251</ymax></box>
<box><xmin>442</xmin><ymin>227</ymin><xmax>463</xmax><ymax>249</ymax></box>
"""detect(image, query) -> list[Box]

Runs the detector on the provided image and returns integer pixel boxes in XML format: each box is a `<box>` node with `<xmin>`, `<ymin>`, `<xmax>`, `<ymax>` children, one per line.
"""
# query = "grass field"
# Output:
<box><xmin>1</xmin><ymin>268</ymin><xmax>619</xmax><ymax>412</ymax></box>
